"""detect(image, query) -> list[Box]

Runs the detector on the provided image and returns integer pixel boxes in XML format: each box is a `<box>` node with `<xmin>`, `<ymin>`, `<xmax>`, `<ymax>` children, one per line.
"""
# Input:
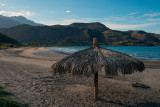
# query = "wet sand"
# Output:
<box><xmin>0</xmin><ymin>47</ymin><xmax>160</xmax><ymax>107</ymax></box>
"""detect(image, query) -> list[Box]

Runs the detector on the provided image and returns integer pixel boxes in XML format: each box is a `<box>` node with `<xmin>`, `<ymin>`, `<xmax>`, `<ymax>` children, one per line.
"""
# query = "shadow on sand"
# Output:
<box><xmin>98</xmin><ymin>98</ymin><xmax>134</xmax><ymax>107</ymax></box>
<box><xmin>98</xmin><ymin>98</ymin><xmax>160</xmax><ymax>107</ymax></box>
<box><xmin>137</xmin><ymin>102</ymin><xmax>160</xmax><ymax>107</ymax></box>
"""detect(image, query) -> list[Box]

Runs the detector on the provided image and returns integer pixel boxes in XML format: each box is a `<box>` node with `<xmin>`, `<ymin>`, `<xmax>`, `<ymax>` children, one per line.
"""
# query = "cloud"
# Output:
<box><xmin>50</xmin><ymin>11</ymin><xmax>55</xmax><ymax>14</ymax></box>
<box><xmin>103</xmin><ymin>22</ymin><xmax>158</xmax><ymax>30</ymax></box>
<box><xmin>43</xmin><ymin>18</ymin><xmax>158</xmax><ymax>30</ymax></box>
<box><xmin>66</xmin><ymin>10</ymin><xmax>71</xmax><ymax>13</ymax></box>
<box><xmin>104</xmin><ymin>16</ymin><xmax>127</xmax><ymax>22</ymax></box>
<box><xmin>128</xmin><ymin>13</ymin><xmax>137</xmax><ymax>15</ymax></box>
<box><xmin>150</xmin><ymin>29</ymin><xmax>160</xmax><ymax>34</ymax></box>
<box><xmin>0</xmin><ymin>3</ymin><xmax>5</xmax><ymax>6</ymax></box>
<box><xmin>143</xmin><ymin>12</ymin><xmax>160</xmax><ymax>17</ymax></box>
<box><xmin>147</xmin><ymin>18</ymin><xmax>160</xmax><ymax>21</ymax></box>
<box><xmin>41</xmin><ymin>14</ymin><xmax>160</xmax><ymax>33</ymax></box>
<box><xmin>43</xmin><ymin>18</ymin><xmax>87</xmax><ymax>25</ymax></box>
<box><xmin>0</xmin><ymin>11</ymin><xmax>34</xmax><ymax>17</ymax></box>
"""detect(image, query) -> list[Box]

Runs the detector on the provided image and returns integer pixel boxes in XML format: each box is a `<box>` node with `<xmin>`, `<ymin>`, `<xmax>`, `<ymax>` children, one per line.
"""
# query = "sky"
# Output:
<box><xmin>0</xmin><ymin>0</ymin><xmax>160</xmax><ymax>33</ymax></box>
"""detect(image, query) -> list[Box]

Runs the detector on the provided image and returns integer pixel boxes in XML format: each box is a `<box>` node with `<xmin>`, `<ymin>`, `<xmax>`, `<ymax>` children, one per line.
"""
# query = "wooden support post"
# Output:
<box><xmin>92</xmin><ymin>38</ymin><xmax>98</xmax><ymax>47</ymax></box>
<box><xmin>94</xmin><ymin>72</ymin><xmax>98</xmax><ymax>99</ymax></box>
<box><xmin>93</xmin><ymin>38</ymin><xmax>97</xmax><ymax>46</ymax></box>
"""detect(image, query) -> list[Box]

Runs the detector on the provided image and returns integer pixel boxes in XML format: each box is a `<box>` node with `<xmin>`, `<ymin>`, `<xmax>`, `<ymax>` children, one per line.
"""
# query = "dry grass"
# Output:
<box><xmin>52</xmin><ymin>47</ymin><xmax>144</xmax><ymax>76</ymax></box>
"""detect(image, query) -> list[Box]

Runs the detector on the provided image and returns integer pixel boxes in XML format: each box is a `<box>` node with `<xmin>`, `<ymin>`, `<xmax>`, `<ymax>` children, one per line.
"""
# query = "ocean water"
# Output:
<box><xmin>46</xmin><ymin>46</ymin><xmax>160</xmax><ymax>61</ymax></box>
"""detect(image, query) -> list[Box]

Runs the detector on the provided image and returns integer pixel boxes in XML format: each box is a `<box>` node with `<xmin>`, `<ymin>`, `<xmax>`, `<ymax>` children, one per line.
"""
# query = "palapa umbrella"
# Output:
<box><xmin>52</xmin><ymin>38</ymin><xmax>145</xmax><ymax>99</ymax></box>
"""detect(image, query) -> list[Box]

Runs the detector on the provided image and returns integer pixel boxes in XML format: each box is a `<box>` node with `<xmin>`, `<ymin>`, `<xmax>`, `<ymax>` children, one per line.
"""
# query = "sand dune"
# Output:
<box><xmin>0</xmin><ymin>47</ymin><xmax>160</xmax><ymax>107</ymax></box>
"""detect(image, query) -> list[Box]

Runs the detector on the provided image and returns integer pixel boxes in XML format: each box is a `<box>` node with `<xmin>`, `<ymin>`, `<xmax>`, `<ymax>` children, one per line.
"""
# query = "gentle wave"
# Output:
<box><xmin>47</xmin><ymin>46</ymin><xmax>89</xmax><ymax>54</ymax></box>
<box><xmin>46</xmin><ymin>46</ymin><xmax>160</xmax><ymax>61</ymax></box>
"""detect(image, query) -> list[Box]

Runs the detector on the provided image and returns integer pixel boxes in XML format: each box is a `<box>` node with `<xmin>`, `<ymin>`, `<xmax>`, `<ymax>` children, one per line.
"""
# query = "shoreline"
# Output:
<box><xmin>31</xmin><ymin>47</ymin><xmax>160</xmax><ymax>69</ymax></box>
<box><xmin>46</xmin><ymin>46</ymin><xmax>160</xmax><ymax>61</ymax></box>
<box><xmin>0</xmin><ymin>47</ymin><xmax>160</xmax><ymax>106</ymax></box>
<box><xmin>19</xmin><ymin>47</ymin><xmax>67</xmax><ymax>61</ymax></box>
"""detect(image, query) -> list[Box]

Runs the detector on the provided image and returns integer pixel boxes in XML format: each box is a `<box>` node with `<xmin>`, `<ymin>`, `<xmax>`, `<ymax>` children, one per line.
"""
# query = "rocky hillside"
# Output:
<box><xmin>103</xmin><ymin>30</ymin><xmax>160</xmax><ymax>46</ymax></box>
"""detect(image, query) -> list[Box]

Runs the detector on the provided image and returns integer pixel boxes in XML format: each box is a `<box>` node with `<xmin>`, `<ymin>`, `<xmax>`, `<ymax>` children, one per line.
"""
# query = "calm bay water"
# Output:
<box><xmin>46</xmin><ymin>46</ymin><xmax>160</xmax><ymax>61</ymax></box>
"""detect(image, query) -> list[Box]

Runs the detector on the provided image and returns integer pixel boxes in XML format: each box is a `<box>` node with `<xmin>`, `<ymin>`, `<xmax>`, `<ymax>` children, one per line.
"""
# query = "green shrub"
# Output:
<box><xmin>0</xmin><ymin>87</ymin><xmax>12</xmax><ymax>96</ymax></box>
<box><xmin>0</xmin><ymin>98</ymin><xmax>19</xmax><ymax>107</ymax></box>
<box><xmin>0</xmin><ymin>86</ymin><xmax>28</xmax><ymax>107</ymax></box>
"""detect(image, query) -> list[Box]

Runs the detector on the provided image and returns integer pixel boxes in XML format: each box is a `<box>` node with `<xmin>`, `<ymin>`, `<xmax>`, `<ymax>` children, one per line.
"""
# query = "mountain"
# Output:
<box><xmin>103</xmin><ymin>30</ymin><xmax>160</xmax><ymax>46</ymax></box>
<box><xmin>68</xmin><ymin>22</ymin><xmax>110</xmax><ymax>32</ymax></box>
<box><xmin>0</xmin><ymin>23</ymin><xmax>107</xmax><ymax>46</ymax></box>
<box><xmin>0</xmin><ymin>15</ymin><xmax>21</xmax><ymax>28</ymax></box>
<box><xmin>127</xmin><ymin>30</ymin><xmax>160</xmax><ymax>44</ymax></box>
<box><xmin>0</xmin><ymin>15</ymin><xmax>43</xmax><ymax>28</ymax></box>
<box><xmin>0</xmin><ymin>22</ymin><xmax>160</xmax><ymax>46</ymax></box>
<box><xmin>10</xmin><ymin>16</ymin><xmax>43</xmax><ymax>26</ymax></box>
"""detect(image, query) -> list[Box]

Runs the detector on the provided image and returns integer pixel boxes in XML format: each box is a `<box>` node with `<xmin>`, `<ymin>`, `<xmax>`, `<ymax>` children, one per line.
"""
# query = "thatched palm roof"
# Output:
<box><xmin>52</xmin><ymin>46</ymin><xmax>144</xmax><ymax>76</ymax></box>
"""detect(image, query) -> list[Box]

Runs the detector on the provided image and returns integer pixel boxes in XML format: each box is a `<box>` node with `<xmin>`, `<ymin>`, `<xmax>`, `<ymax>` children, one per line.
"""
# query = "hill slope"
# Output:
<box><xmin>103</xmin><ymin>30</ymin><xmax>160</xmax><ymax>46</ymax></box>
<box><xmin>0</xmin><ymin>33</ymin><xmax>18</xmax><ymax>44</ymax></box>
<box><xmin>127</xmin><ymin>30</ymin><xmax>160</xmax><ymax>45</ymax></box>
<box><xmin>0</xmin><ymin>32</ymin><xmax>19</xmax><ymax>48</ymax></box>
<box><xmin>0</xmin><ymin>22</ymin><xmax>160</xmax><ymax>46</ymax></box>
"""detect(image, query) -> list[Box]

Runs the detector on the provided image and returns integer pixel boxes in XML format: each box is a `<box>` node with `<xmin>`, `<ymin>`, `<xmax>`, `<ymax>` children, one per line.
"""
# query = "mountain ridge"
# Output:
<box><xmin>0</xmin><ymin>15</ymin><xmax>43</xmax><ymax>28</ymax></box>
<box><xmin>0</xmin><ymin>22</ymin><xmax>160</xmax><ymax>46</ymax></box>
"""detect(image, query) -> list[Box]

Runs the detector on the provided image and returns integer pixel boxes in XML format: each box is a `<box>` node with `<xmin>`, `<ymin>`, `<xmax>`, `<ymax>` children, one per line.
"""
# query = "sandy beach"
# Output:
<box><xmin>0</xmin><ymin>47</ymin><xmax>160</xmax><ymax>107</ymax></box>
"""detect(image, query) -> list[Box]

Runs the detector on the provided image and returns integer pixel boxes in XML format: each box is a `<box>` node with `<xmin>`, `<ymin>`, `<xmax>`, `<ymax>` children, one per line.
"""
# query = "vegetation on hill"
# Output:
<box><xmin>0</xmin><ymin>33</ymin><xmax>18</xmax><ymax>43</ymax></box>
<box><xmin>0</xmin><ymin>33</ymin><xmax>20</xmax><ymax>49</ymax></box>
<box><xmin>0</xmin><ymin>22</ymin><xmax>160</xmax><ymax>46</ymax></box>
